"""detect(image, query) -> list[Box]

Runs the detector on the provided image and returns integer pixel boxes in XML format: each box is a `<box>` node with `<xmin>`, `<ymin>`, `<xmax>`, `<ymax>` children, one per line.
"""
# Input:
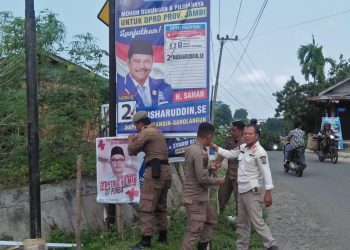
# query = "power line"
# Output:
<box><xmin>231</xmin><ymin>0</ymin><xmax>243</xmax><ymax>38</ymax></box>
<box><xmin>238</xmin><ymin>40</ymin><xmax>276</xmax><ymax>93</ymax></box>
<box><xmin>231</xmin><ymin>41</ymin><xmax>277</xmax><ymax>102</ymax></box>
<box><xmin>238</xmin><ymin>0</ymin><xmax>268</xmax><ymax>41</ymax></box>
<box><xmin>254</xmin><ymin>8</ymin><xmax>350</xmax><ymax>37</ymax></box>
<box><xmin>219</xmin><ymin>85</ymin><xmax>260</xmax><ymax>118</ymax></box>
<box><xmin>223</xmin><ymin>0</ymin><xmax>269</xmax><ymax>85</ymax></box>
<box><xmin>224</xmin><ymin>45</ymin><xmax>276</xmax><ymax>110</ymax></box>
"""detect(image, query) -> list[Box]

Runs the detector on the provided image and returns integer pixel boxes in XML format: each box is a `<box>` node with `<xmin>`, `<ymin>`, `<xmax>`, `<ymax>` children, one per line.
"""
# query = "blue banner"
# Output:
<box><xmin>115</xmin><ymin>0</ymin><xmax>210</xmax><ymax>135</ymax></box>
<box><xmin>321</xmin><ymin>117</ymin><xmax>344</xmax><ymax>149</ymax></box>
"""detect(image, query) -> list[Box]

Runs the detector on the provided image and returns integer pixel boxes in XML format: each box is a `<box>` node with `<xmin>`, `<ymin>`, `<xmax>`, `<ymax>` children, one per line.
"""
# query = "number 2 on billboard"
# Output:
<box><xmin>118</xmin><ymin>101</ymin><xmax>136</xmax><ymax>123</ymax></box>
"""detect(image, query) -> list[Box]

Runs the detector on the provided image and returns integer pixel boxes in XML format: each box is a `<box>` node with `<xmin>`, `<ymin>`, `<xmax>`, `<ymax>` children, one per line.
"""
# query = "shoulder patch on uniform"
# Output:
<box><xmin>260</xmin><ymin>156</ymin><xmax>267</xmax><ymax>164</ymax></box>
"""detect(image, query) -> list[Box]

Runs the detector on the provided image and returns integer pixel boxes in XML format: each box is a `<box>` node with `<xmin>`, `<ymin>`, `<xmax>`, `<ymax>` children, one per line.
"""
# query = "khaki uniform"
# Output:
<box><xmin>181</xmin><ymin>141</ymin><xmax>220</xmax><ymax>250</ymax></box>
<box><xmin>128</xmin><ymin>124</ymin><xmax>171</xmax><ymax>236</ymax></box>
<box><xmin>217</xmin><ymin>142</ymin><xmax>276</xmax><ymax>250</ymax></box>
<box><xmin>216</xmin><ymin>136</ymin><xmax>243</xmax><ymax>214</ymax></box>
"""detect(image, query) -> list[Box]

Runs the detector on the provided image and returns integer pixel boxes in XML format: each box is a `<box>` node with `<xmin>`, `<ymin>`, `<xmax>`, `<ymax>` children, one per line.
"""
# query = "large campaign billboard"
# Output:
<box><xmin>116</xmin><ymin>0</ymin><xmax>210</xmax><ymax>135</ymax></box>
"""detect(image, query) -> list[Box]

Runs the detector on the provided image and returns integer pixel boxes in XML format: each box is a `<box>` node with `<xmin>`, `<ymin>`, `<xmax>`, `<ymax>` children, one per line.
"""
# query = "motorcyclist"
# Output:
<box><xmin>317</xmin><ymin>122</ymin><xmax>335</xmax><ymax>152</ymax></box>
<box><xmin>284</xmin><ymin>121</ymin><xmax>306</xmax><ymax>168</ymax></box>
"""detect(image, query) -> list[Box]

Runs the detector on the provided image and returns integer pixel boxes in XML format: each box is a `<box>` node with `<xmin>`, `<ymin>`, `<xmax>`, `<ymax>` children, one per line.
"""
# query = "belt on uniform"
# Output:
<box><xmin>145</xmin><ymin>159</ymin><xmax>169</xmax><ymax>168</ymax></box>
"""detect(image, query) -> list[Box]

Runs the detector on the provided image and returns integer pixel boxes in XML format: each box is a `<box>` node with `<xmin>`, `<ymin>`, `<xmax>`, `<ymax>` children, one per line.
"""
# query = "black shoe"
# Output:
<box><xmin>131</xmin><ymin>236</ymin><xmax>151</xmax><ymax>250</ymax></box>
<box><xmin>158</xmin><ymin>230</ymin><xmax>168</xmax><ymax>244</ymax></box>
<box><xmin>267</xmin><ymin>246</ymin><xmax>279</xmax><ymax>250</ymax></box>
<box><xmin>197</xmin><ymin>241</ymin><xmax>209</xmax><ymax>250</ymax></box>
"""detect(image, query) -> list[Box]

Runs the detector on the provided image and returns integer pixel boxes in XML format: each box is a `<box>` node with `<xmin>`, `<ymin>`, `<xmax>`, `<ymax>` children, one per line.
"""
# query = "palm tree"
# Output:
<box><xmin>297</xmin><ymin>35</ymin><xmax>335</xmax><ymax>84</ymax></box>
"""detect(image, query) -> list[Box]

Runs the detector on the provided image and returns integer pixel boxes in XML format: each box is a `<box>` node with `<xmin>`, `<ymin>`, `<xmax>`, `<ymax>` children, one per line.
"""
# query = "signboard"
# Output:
<box><xmin>96</xmin><ymin>137</ymin><xmax>142</xmax><ymax>203</ymax></box>
<box><xmin>321</xmin><ymin>117</ymin><xmax>344</xmax><ymax>149</ymax></box>
<box><xmin>115</xmin><ymin>0</ymin><xmax>210</xmax><ymax>135</ymax></box>
<box><xmin>97</xmin><ymin>0</ymin><xmax>109</xmax><ymax>26</ymax></box>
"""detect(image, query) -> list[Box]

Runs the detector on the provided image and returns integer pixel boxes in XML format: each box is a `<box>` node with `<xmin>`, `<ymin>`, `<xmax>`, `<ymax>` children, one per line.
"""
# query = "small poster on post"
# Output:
<box><xmin>96</xmin><ymin>137</ymin><xmax>142</xmax><ymax>203</ymax></box>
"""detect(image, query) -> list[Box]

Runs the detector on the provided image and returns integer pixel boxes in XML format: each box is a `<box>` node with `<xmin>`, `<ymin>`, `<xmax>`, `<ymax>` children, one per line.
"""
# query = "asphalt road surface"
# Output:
<box><xmin>268</xmin><ymin>151</ymin><xmax>350</xmax><ymax>249</ymax></box>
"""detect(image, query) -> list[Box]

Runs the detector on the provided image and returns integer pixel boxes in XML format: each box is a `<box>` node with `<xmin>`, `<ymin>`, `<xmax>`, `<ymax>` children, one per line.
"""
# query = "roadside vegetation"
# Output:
<box><xmin>0</xmin><ymin>10</ymin><xmax>108</xmax><ymax>189</ymax></box>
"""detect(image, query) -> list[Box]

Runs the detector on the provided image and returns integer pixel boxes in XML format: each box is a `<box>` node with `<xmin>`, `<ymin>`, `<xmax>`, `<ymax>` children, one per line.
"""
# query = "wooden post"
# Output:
<box><xmin>116</xmin><ymin>204</ymin><xmax>124</xmax><ymax>240</ymax></box>
<box><xmin>75</xmin><ymin>155</ymin><xmax>83</xmax><ymax>250</ymax></box>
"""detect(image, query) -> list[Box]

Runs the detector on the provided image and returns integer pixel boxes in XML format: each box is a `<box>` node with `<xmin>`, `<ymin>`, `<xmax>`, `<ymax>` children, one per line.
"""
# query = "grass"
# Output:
<box><xmin>51</xmin><ymin>168</ymin><xmax>265</xmax><ymax>249</ymax></box>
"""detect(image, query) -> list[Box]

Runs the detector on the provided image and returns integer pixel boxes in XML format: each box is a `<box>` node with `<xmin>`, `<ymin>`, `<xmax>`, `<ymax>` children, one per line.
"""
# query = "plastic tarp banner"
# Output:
<box><xmin>96</xmin><ymin>137</ymin><xmax>143</xmax><ymax>203</ymax></box>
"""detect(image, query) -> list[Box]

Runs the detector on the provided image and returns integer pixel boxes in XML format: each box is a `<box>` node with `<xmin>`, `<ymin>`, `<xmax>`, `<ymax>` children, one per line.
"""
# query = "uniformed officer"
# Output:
<box><xmin>117</xmin><ymin>40</ymin><xmax>173</xmax><ymax>108</ymax></box>
<box><xmin>216</xmin><ymin>120</ymin><xmax>245</xmax><ymax>215</ymax></box>
<box><xmin>181</xmin><ymin>122</ymin><xmax>224</xmax><ymax>250</ymax></box>
<box><xmin>128</xmin><ymin>111</ymin><xmax>171</xmax><ymax>249</ymax></box>
<box><xmin>212</xmin><ymin>124</ymin><xmax>278</xmax><ymax>250</ymax></box>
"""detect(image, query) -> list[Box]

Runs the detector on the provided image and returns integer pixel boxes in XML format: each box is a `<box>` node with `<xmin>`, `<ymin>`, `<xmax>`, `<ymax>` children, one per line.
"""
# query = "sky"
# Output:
<box><xmin>2</xmin><ymin>0</ymin><xmax>350</xmax><ymax>118</ymax></box>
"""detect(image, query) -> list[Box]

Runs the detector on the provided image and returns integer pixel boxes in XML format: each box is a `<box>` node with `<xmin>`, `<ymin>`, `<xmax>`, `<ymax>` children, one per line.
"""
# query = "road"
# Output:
<box><xmin>268</xmin><ymin>151</ymin><xmax>350</xmax><ymax>249</ymax></box>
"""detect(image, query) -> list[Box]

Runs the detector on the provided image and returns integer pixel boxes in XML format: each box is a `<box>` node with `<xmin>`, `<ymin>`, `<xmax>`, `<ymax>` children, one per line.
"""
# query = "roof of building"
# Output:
<box><xmin>308</xmin><ymin>76</ymin><xmax>350</xmax><ymax>102</ymax></box>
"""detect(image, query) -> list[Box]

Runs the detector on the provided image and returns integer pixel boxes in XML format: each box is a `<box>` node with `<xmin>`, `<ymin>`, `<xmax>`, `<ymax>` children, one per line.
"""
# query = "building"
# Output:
<box><xmin>308</xmin><ymin>76</ymin><xmax>350</xmax><ymax>140</ymax></box>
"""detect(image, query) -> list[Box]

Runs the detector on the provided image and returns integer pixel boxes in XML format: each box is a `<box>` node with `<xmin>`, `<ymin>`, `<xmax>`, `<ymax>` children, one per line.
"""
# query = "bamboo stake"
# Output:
<box><xmin>116</xmin><ymin>204</ymin><xmax>124</xmax><ymax>240</ymax></box>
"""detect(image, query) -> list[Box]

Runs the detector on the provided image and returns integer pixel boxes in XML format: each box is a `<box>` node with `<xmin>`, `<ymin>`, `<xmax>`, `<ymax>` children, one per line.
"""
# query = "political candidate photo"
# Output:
<box><xmin>117</xmin><ymin>40</ymin><xmax>173</xmax><ymax>109</ymax></box>
<box><xmin>96</xmin><ymin>138</ymin><xmax>140</xmax><ymax>203</ymax></box>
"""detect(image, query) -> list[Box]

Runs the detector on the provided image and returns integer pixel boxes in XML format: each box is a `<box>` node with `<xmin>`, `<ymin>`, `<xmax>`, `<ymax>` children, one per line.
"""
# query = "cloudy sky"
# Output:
<box><xmin>2</xmin><ymin>0</ymin><xmax>350</xmax><ymax>118</ymax></box>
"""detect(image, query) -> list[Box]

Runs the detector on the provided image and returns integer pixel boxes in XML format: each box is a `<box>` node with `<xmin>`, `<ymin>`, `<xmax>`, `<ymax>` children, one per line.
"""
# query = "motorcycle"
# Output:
<box><xmin>318</xmin><ymin>135</ymin><xmax>338</xmax><ymax>164</ymax></box>
<box><xmin>284</xmin><ymin>146</ymin><xmax>305</xmax><ymax>177</ymax></box>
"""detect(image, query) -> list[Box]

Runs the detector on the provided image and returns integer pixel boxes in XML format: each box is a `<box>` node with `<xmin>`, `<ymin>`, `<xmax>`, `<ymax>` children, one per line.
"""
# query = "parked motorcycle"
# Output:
<box><xmin>318</xmin><ymin>135</ymin><xmax>338</xmax><ymax>164</ymax></box>
<box><xmin>284</xmin><ymin>146</ymin><xmax>305</xmax><ymax>177</ymax></box>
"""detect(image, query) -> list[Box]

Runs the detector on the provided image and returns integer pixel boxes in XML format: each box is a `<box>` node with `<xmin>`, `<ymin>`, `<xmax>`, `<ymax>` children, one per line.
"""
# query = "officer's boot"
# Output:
<box><xmin>131</xmin><ymin>236</ymin><xmax>151</xmax><ymax>250</ymax></box>
<box><xmin>158</xmin><ymin>230</ymin><xmax>168</xmax><ymax>244</ymax></box>
<box><xmin>197</xmin><ymin>241</ymin><xmax>209</xmax><ymax>250</ymax></box>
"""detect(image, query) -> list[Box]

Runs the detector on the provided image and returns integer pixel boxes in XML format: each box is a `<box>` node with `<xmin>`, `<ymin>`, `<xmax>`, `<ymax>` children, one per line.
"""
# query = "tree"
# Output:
<box><xmin>214</xmin><ymin>101</ymin><xmax>233</xmax><ymax>128</ymax></box>
<box><xmin>69</xmin><ymin>33</ymin><xmax>108</xmax><ymax>77</ymax></box>
<box><xmin>233</xmin><ymin>108</ymin><xmax>248</xmax><ymax>120</ymax></box>
<box><xmin>0</xmin><ymin>10</ymin><xmax>108</xmax><ymax>188</ymax></box>
<box><xmin>297</xmin><ymin>35</ymin><xmax>335</xmax><ymax>84</ymax></box>
<box><xmin>274</xmin><ymin>76</ymin><xmax>323</xmax><ymax>132</ymax></box>
<box><xmin>328</xmin><ymin>54</ymin><xmax>350</xmax><ymax>85</ymax></box>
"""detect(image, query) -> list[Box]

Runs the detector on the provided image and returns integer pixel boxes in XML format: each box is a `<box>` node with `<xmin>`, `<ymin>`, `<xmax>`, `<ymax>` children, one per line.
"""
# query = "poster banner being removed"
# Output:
<box><xmin>96</xmin><ymin>137</ymin><xmax>143</xmax><ymax>203</ymax></box>
<box><xmin>116</xmin><ymin>0</ymin><xmax>210</xmax><ymax>135</ymax></box>
<box><xmin>321</xmin><ymin>117</ymin><xmax>344</xmax><ymax>149</ymax></box>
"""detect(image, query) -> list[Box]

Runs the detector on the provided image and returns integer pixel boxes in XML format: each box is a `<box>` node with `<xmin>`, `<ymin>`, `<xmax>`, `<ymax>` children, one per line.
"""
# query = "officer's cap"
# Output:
<box><xmin>111</xmin><ymin>146</ymin><xmax>124</xmax><ymax>157</ymax></box>
<box><xmin>128</xmin><ymin>40</ymin><xmax>153</xmax><ymax>58</ymax></box>
<box><xmin>132</xmin><ymin>111</ymin><xmax>148</xmax><ymax>123</ymax></box>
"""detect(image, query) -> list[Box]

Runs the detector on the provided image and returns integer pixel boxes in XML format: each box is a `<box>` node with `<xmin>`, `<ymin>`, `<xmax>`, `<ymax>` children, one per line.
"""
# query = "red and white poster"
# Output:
<box><xmin>96</xmin><ymin>137</ymin><xmax>142</xmax><ymax>203</ymax></box>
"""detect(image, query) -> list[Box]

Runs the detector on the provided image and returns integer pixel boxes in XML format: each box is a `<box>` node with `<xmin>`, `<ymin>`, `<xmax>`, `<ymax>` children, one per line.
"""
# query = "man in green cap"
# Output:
<box><xmin>128</xmin><ymin>111</ymin><xmax>171</xmax><ymax>249</ymax></box>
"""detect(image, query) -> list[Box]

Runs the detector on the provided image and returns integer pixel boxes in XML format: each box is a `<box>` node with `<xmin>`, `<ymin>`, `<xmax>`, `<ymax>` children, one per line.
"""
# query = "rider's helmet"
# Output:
<box><xmin>324</xmin><ymin>122</ymin><xmax>331</xmax><ymax>129</ymax></box>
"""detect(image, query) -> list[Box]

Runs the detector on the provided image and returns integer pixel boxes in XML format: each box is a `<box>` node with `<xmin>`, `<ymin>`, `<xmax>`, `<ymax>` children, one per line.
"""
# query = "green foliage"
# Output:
<box><xmin>214</xmin><ymin>125</ymin><xmax>228</xmax><ymax>145</ymax></box>
<box><xmin>259</xmin><ymin>118</ymin><xmax>285</xmax><ymax>150</ymax></box>
<box><xmin>214</xmin><ymin>101</ymin><xmax>233</xmax><ymax>128</ymax></box>
<box><xmin>69</xmin><ymin>33</ymin><xmax>109</xmax><ymax>77</ymax></box>
<box><xmin>274</xmin><ymin>77</ymin><xmax>323</xmax><ymax>133</ymax></box>
<box><xmin>49</xmin><ymin>168</ymin><xmax>265</xmax><ymax>249</ymax></box>
<box><xmin>297</xmin><ymin>35</ymin><xmax>335</xmax><ymax>84</ymax></box>
<box><xmin>233</xmin><ymin>108</ymin><xmax>248</xmax><ymax>121</ymax></box>
<box><xmin>328</xmin><ymin>54</ymin><xmax>350</xmax><ymax>85</ymax></box>
<box><xmin>0</xmin><ymin>10</ymin><xmax>108</xmax><ymax>189</ymax></box>
<box><xmin>36</xmin><ymin>9</ymin><xmax>67</xmax><ymax>52</ymax></box>
<box><xmin>50</xmin><ymin>196</ymin><xmax>264</xmax><ymax>250</ymax></box>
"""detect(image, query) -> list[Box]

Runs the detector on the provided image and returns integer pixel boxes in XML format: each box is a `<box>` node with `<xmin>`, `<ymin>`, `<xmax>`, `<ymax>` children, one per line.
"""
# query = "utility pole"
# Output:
<box><xmin>211</xmin><ymin>34</ymin><xmax>238</xmax><ymax>123</ymax></box>
<box><xmin>25</xmin><ymin>0</ymin><xmax>41</xmax><ymax>238</ymax></box>
<box><xmin>107</xmin><ymin>0</ymin><xmax>116</xmax><ymax>226</ymax></box>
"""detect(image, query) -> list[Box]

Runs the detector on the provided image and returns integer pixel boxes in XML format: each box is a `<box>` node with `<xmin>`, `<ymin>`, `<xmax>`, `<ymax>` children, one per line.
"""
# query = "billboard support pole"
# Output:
<box><xmin>107</xmin><ymin>0</ymin><xmax>117</xmax><ymax>227</ymax></box>
<box><xmin>25</xmin><ymin>0</ymin><xmax>42</xmax><ymax>239</ymax></box>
